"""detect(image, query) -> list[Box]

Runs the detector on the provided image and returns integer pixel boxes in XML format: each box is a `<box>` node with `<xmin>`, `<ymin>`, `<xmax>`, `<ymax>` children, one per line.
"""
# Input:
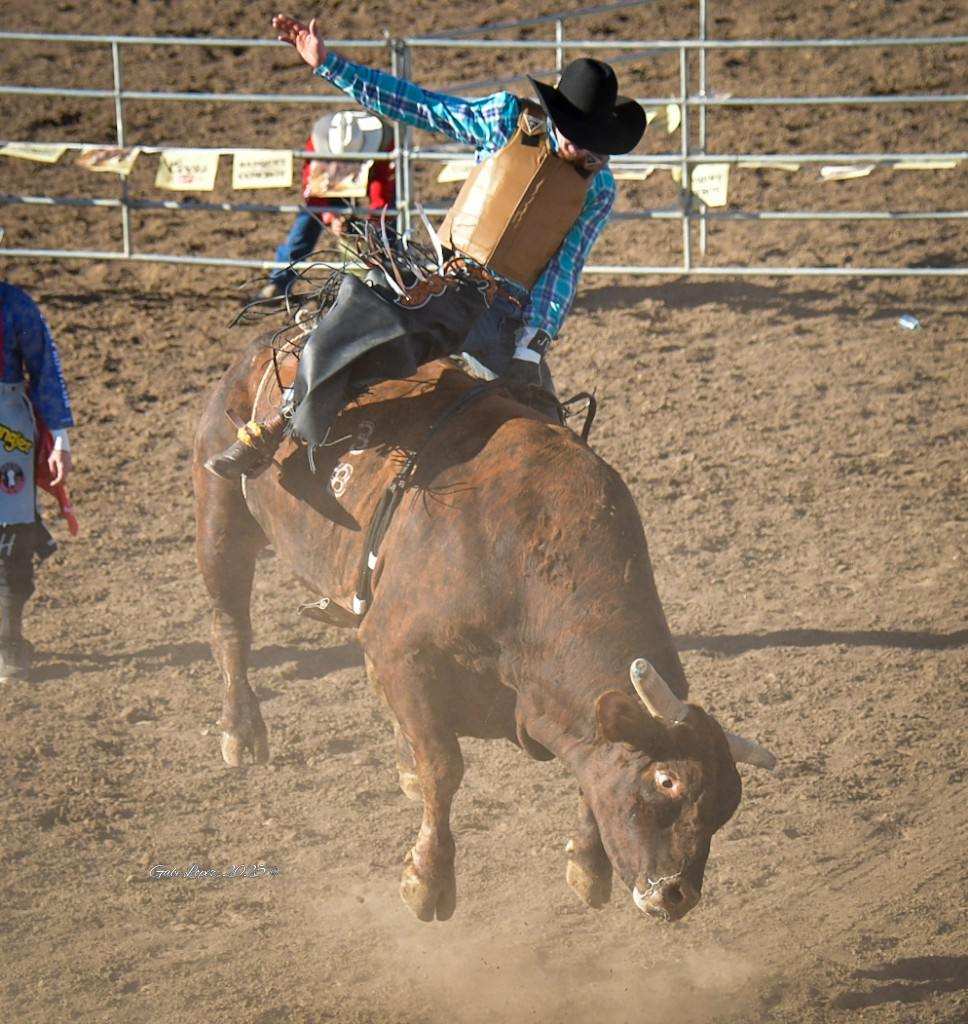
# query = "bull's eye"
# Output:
<box><xmin>655</xmin><ymin>770</ymin><xmax>679</xmax><ymax>795</ymax></box>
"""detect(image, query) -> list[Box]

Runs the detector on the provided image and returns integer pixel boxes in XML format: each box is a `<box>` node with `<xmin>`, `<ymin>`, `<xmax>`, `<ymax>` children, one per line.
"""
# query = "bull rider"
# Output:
<box><xmin>207</xmin><ymin>13</ymin><xmax>646</xmax><ymax>480</ymax></box>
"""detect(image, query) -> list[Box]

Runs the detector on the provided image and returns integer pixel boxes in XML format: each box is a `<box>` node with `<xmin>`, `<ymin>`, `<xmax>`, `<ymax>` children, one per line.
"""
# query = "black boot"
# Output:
<box><xmin>204</xmin><ymin>412</ymin><xmax>287</xmax><ymax>481</ymax></box>
<box><xmin>0</xmin><ymin>595</ymin><xmax>30</xmax><ymax>682</ymax></box>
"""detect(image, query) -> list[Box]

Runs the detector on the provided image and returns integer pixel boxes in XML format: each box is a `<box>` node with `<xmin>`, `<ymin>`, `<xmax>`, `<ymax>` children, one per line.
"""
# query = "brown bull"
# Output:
<box><xmin>193</xmin><ymin>345</ymin><xmax>776</xmax><ymax>923</ymax></box>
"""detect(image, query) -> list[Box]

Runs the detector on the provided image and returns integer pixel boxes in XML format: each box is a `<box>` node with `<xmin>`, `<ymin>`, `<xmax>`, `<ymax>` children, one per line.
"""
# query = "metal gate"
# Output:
<box><xmin>1</xmin><ymin>1</ymin><xmax>965</xmax><ymax>277</ymax></box>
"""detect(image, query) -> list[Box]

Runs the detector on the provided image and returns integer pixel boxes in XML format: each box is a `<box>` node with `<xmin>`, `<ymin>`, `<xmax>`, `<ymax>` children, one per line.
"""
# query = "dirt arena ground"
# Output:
<box><xmin>1</xmin><ymin>3</ymin><xmax>966</xmax><ymax>1023</ymax></box>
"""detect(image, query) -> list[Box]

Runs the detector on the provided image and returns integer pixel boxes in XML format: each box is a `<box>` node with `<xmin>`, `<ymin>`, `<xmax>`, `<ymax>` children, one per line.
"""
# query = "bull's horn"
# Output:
<box><xmin>725</xmin><ymin>731</ymin><xmax>778</xmax><ymax>770</ymax></box>
<box><xmin>629</xmin><ymin>658</ymin><xmax>690</xmax><ymax>724</ymax></box>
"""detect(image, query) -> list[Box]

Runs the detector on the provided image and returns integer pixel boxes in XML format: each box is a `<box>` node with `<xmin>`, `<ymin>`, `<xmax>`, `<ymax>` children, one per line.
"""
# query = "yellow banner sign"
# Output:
<box><xmin>76</xmin><ymin>146</ymin><xmax>141</xmax><ymax>176</ymax></box>
<box><xmin>891</xmin><ymin>159</ymin><xmax>959</xmax><ymax>171</ymax></box>
<box><xmin>738</xmin><ymin>161</ymin><xmax>801</xmax><ymax>172</ymax></box>
<box><xmin>231</xmin><ymin>149</ymin><xmax>294</xmax><ymax>190</ymax></box>
<box><xmin>436</xmin><ymin>160</ymin><xmax>475</xmax><ymax>184</ymax></box>
<box><xmin>155</xmin><ymin>149</ymin><xmax>220</xmax><ymax>191</ymax></box>
<box><xmin>612</xmin><ymin>167</ymin><xmax>657</xmax><ymax>181</ymax></box>
<box><xmin>0</xmin><ymin>142</ymin><xmax>68</xmax><ymax>163</ymax></box>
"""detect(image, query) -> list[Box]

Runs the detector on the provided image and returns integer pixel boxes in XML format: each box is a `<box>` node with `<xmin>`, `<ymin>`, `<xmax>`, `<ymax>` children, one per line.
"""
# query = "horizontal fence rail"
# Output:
<box><xmin>0</xmin><ymin>8</ymin><xmax>965</xmax><ymax>277</ymax></box>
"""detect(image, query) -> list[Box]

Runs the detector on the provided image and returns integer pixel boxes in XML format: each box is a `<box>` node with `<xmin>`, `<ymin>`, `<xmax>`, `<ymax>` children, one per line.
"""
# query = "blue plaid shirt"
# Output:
<box><xmin>316</xmin><ymin>53</ymin><xmax>616</xmax><ymax>341</ymax></box>
<box><xmin>0</xmin><ymin>283</ymin><xmax>74</xmax><ymax>430</ymax></box>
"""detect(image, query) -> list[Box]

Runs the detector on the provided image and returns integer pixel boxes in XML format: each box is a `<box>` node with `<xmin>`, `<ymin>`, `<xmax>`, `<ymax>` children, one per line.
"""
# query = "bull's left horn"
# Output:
<box><xmin>630</xmin><ymin>659</ymin><xmax>689</xmax><ymax>724</ymax></box>
<box><xmin>725</xmin><ymin>731</ymin><xmax>778</xmax><ymax>770</ymax></box>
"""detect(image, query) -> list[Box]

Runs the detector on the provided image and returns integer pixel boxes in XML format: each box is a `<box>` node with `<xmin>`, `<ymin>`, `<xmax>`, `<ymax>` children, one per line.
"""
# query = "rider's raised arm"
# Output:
<box><xmin>314</xmin><ymin>52</ymin><xmax>519</xmax><ymax>154</ymax></box>
<box><xmin>521</xmin><ymin>167</ymin><xmax>617</xmax><ymax>342</ymax></box>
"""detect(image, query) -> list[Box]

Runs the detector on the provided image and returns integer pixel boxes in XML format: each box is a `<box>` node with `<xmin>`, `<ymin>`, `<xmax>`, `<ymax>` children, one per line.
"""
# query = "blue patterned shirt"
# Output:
<box><xmin>315</xmin><ymin>53</ymin><xmax>616</xmax><ymax>341</ymax></box>
<box><xmin>0</xmin><ymin>283</ymin><xmax>74</xmax><ymax>430</ymax></box>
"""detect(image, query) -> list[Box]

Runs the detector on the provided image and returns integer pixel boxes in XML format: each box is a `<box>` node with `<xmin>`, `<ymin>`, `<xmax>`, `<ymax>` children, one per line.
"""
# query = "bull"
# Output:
<box><xmin>193</xmin><ymin>348</ymin><xmax>776</xmax><ymax>923</ymax></box>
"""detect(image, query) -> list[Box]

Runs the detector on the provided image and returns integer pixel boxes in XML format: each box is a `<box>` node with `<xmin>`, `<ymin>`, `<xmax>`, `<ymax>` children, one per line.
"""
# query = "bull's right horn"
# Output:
<box><xmin>725</xmin><ymin>731</ymin><xmax>778</xmax><ymax>770</ymax></box>
<box><xmin>630</xmin><ymin>658</ymin><xmax>690</xmax><ymax>724</ymax></box>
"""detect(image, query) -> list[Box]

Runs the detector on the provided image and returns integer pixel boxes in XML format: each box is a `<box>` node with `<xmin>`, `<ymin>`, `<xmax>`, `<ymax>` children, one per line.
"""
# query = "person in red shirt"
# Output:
<box><xmin>260</xmin><ymin>110</ymin><xmax>395</xmax><ymax>300</ymax></box>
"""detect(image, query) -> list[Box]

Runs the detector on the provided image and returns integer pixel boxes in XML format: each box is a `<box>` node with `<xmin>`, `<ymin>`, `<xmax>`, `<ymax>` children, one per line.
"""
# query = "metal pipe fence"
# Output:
<box><xmin>0</xmin><ymin>6</ymin><xmax>965</xmax><ymax>277</ymax></box>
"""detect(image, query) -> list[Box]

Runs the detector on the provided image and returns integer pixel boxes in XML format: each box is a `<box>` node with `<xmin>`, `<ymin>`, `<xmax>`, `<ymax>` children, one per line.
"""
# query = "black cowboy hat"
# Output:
<box><xmin>528</xmin><ymin>58</ymin><xmax>646</xmax><ymax>156</ymax></box>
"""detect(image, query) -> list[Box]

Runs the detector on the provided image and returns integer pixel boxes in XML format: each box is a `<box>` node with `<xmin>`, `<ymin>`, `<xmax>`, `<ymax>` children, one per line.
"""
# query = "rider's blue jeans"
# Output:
<box><xmin>269</xmin><ymin>209</ymin><xmax>324</xmax><ymax>288</ymax></box>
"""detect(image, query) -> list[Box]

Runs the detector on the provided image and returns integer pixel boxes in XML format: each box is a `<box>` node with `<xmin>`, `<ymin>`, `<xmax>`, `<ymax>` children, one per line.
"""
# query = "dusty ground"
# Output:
<box><xmin>0</xmin><ymin>3</ymin><xmax>966</xmax><ymax>1023</ymax></box>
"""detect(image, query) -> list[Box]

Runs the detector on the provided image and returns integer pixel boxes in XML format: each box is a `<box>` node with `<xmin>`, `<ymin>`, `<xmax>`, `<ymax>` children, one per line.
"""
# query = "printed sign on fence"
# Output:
<box><xmin>231</xmin><ymin>149</ymin><xmax>293</xmax><ymax>190</ymax></box>
<box><xmin>437</xmin><ymin>160</ymin><xmax>475</xmax><ymax>184</ymax></box>
<box><xmin>304</xmin><ymin>159</ymin><xmax>372</xmax><ymax>199</ymax></box>
<box><xmin>690</xmin><ymin>163</ymin><xmax>730</xmax><ymax>207</ymax></box>
<box><xmin>76</xmin><ymin>146</ymin><xmax>141</xmax><ymax>176</ymax></box>
<box><xmin>155</xmin><ymin>149</ymin><xmax>220</xmax><ymax>191</ymax></box>
<box><xmin>0</xmin><ymin>142</ymin><xmax>68</xmax><ymax>164</ymax></box>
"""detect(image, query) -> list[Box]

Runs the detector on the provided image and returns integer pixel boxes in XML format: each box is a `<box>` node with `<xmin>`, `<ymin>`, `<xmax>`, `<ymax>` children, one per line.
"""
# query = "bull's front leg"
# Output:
<box><xmin>398</xmin><ymin>724</ymin><xmax>463</xmax><ymax>922</ymax></box>
<box><xmin>566</xmin><ymin>792</ymin><xmax>613</xmax><ymax>908</ymax></box>
<box><xmin>366</xmin><ymin>651</ymin><xmax>464</xmax><ymax>921</ymax></box>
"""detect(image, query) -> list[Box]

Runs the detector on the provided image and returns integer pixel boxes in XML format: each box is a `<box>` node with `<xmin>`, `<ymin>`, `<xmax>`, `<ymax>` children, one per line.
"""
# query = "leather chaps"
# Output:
<box><xmin>289</xmin><ymin>272</ymin><xmax>495</xmax><ymax>450</ymax></box>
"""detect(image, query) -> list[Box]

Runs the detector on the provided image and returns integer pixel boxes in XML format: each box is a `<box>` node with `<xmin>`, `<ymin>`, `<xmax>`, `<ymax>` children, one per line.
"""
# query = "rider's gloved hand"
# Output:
<box><xmin>505</xmin><ymin>327</ymin><xmax>552</xmax><ymax>388</ymax></box>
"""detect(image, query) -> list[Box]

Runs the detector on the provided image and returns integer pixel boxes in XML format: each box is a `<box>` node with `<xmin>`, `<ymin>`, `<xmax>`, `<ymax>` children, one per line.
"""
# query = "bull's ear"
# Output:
<box><xmin>596</xmin><ymin>690</ymin><xmax>664</xmax><ymax>749</ymax></box>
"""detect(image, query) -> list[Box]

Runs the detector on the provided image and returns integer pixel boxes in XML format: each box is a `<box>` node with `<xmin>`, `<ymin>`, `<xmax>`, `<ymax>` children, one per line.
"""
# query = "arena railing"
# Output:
<box><xmin>0</xmin><ymin>9</ymin><xmax>965</xmax><ymax>278</ymax></box>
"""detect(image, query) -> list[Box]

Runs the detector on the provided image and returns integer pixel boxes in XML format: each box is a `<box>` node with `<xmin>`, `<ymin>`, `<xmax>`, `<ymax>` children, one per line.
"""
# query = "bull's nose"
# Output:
<box><xmin>633</xmin><ymin>879</ymin><xmax>699</xmax><ymax>921</ymax></box>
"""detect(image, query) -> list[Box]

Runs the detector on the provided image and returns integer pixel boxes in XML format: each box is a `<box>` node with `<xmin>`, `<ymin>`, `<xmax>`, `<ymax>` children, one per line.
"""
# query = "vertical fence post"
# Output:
<box><xmin>389</xmin><ymin>36</ymin><xmax>405</xmax><ymax>236</ymax></box>
<box><xmin>679</xmin><ymin>45</ymin><xmax>691</xmax><ymax>272</ymax></box>
<box><xmin>698</xmin><ymin>0</ymin><xmax>708</xmax><ymax>257</ymax></box>
<box><xmin>393</xmin><ymin>38</ymin><xmax>414</xmax><ymax>237</ymax></box>
<box><xmin>555</xmin><ymin>19</ymin><xmax>564</xmax><ymax>73</ymax></box>
<box><xmin>111</xmin><ymin>40</ymin><xmax>131</xmax><ymax>257</ymax></box>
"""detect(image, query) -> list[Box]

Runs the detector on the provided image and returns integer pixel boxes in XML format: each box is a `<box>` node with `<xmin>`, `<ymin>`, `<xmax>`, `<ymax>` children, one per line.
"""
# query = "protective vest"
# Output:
<box><xmin>438</xmin><ymin>99</ymin><xmax>594</xmax><ymax>289</ymax></box>
<box><xmin>0</xmin><ymin>382</ymin><xmax>37</xmax><ymax>526</ymax></box>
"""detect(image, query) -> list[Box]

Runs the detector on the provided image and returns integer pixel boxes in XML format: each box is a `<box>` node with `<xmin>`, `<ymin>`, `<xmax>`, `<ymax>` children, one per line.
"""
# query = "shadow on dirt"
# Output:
<box><xmin>831</xmin><ymin>956</ymin><xmax>968</xmax><ymax>1009</ymax></box>
<box><xmin>676</xmin><ymin>627</ymin><xmax>968</xmax><ymax>655</ymax></box>
<box><xmin>29</xmin><ymin>640</ymin><xmax>364</xmax><ymax>682</ymax></box>
<box><xmin>574</xmin><ymin>280</ymin><xmax>964</xmax><ymax>320</ymax></box>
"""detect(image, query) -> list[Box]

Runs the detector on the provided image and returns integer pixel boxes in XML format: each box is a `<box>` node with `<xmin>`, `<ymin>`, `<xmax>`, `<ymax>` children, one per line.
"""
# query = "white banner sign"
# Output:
<box><xmin>155</xmin><ymin>149</ymin><xmax>220</xmax><ymax>191</ymax></box>
<box><xmin>690</xmin><ymin>162</ymin><xmax>730</xmax><ymax>207</ymax></box>
<box><xmin>231</xmin><ymin>149</ymin><xmax>293</xmax><ymax>190</ymax></box>
<box><xmin>820</xmin><ymin>164</ymin><xmax>875</xmax><ymax>181</ymax></box>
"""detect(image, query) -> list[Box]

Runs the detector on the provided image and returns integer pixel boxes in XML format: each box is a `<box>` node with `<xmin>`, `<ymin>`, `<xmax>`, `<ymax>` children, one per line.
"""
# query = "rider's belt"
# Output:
<box><xmin>437</xmin><ymin>98</ymin><xmax>593</xmax><ymax>290</ymax></box>
<box><xmin>445</xmin><ymin>256</ymin><xmax>524</xmax><ymax>310</ymax></box>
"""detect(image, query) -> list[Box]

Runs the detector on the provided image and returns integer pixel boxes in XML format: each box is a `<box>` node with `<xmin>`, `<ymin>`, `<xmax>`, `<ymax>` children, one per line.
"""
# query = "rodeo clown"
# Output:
<box><xmin>257</xmin><ymin>108</ymin><xmax>395</xmax><ymax>302</ymax></box>
<box><xmin>206</xmin><ymin>13</ymin><xmax>646</xmax><ymax>480</ymax></box>
<box><xmin>0</xmin><ymin>280</ymin><xmax>75</xmax><ymax>681</ymax></box>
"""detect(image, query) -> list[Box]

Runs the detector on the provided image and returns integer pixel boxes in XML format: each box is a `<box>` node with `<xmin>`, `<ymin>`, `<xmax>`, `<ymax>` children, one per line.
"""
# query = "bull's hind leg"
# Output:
<box><xmin>367</xmin><ymin>650</ymin><xmax>463</xmax><ymax>922</ymax></box>
<box><xmin>194</xmin><ymin>465</ymin><xmax>269</xmax><ymax>767</ymax></box>
<box><xmin>566</xmin><ymin>793</ymin><xmax>613</xmax><ymax>909</ymax></box>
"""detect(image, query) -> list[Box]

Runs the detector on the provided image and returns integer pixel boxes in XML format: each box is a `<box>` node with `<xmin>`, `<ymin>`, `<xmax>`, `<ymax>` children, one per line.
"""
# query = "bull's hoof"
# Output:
<box><xmin>399</xmin><ymin>850</ymin><xmax>456</xmax><ymax>922</ymax></box>
<box><xmin>566</xmin><ymin>857</ymin><xmax>612</xmax><ymax>909</ymax></box>
<box><xmin>218</xmin><ymin>719</ymin><xmax>270</xmax><ymax>767</ymax></box>
<box><xmin>397</xmin><ymin>768</ymin><xmax>422</xmax><ymax>802</ymax></box>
